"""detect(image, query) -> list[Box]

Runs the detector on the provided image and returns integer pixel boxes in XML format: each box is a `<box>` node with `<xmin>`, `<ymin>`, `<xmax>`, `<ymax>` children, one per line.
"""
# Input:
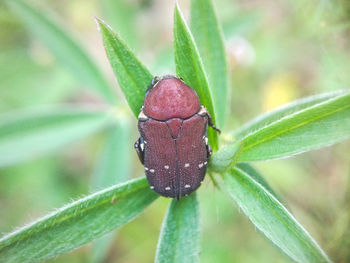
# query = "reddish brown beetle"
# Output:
<box><xmin>135</xmin><ymin>75</ymin><xmax>220</xmax><ymax>199</ymax></box>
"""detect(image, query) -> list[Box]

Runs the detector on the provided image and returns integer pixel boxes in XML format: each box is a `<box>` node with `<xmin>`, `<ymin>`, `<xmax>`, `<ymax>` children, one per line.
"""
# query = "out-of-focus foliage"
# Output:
<box><xmin>0</xmin><ymin>0</ymin><xmax>350</xmax><ymax>262</ymax></box>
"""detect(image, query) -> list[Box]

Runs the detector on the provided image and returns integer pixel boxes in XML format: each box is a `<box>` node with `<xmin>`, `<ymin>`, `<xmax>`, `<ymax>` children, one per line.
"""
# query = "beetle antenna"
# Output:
<box><xmin>209</xmin><ymin>123</ymin><xmax>221</xmax><ymax>134</ymax></box>
<box><xmin>198</xmin><ymin>106</ymin><xmax>221</xmax><ymax>134</ymax></box>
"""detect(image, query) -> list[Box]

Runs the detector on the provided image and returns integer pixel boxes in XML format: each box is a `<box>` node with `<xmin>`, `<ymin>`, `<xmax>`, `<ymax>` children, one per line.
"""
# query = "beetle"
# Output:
<box><xmin>134</xmin><ymin>75</ymin><xmax>220</xmax><ymax>199</ymax></box>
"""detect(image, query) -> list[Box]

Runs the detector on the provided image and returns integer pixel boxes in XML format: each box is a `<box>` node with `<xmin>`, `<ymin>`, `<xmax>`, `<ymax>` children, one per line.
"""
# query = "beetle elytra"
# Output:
<box><xmin>135</xmin><ymin>75</ymin><xmax>220</xmax><ymax>199</ymax></box>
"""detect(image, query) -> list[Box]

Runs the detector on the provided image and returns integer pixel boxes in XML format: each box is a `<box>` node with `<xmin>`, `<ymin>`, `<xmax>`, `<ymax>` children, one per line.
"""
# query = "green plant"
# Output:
<box><xmin>1</xmin><ymin>0</ymin><xmax>350</xmax><ymax>262</ymax></box>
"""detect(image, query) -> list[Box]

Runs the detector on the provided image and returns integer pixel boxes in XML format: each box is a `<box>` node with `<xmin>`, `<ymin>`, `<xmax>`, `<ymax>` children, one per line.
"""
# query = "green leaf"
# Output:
<box><xmin>96</xmin><ymin>18</ymin><xmax>153</xmax><ymax>117</ymax></box>
<box><xmin>235</xmin><ymin>163</ymin><xmax>284</xmax><ymax>205</ymax></box>
<box><xmin>237</xmin><ymin>91</ymin><xmax>350</xmax><ymax>161</ymax></box>
<box><xmin>190</xmin><ymin>0</ymin><xmax>228</xmax><ymax>127</ymax></box>
<box><xmin>222</xmin><ymin>167</ymin><xmax>331</xmax><ymax>263</ymax></box>
<box><xmin>233</xmin><ymin>92</ymin><xmax>338</xmax><ymax>141</ymax></box>
<box><xmin>0</xmin><ymin>177</ymin><xmax>159</xmax><ymax>263</ymax></box>
<box><xmin>90</xmin><ymin>119</ymin><xmax>133</xmax><ymax>263</ymax></box>
<box><xmin>174</xmin><ymin>4</ymin><xmax>218</xmax><ymax>151</ymax></box>
<box><xmin>7</xmin><ymin>0</ymin><xmax>115</xmax><ymax>104</ymax></box>
<box><xmin>155</xmin><ymin>194</ymin><xmax>200</xmax><ymax>263</ymax></box>
<box><xmin>0</xmin><ymin>106</ymin><xmax>113</xmax><ymax>167</ymax></box>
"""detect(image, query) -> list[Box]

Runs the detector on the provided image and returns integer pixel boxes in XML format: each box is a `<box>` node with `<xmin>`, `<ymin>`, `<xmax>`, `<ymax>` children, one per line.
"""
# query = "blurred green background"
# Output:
<box><xmin>1</xmin><ymin>0</ymin><xmax>350</xmax><ymax>262</ymax></box>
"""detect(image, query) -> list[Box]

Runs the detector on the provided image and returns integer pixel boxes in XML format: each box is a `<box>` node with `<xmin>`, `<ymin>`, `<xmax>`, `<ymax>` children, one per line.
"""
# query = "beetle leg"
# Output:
<box><xmin>198</xmin><ymin>106</ymin><xmax>221</xmax><ymax>134</ymax></box>
<box><xmin>134</xmin><ymin>137</ymin><xmax>145</xmax><ymax>165</ymax></box>
<box><xmin>207</xmin><ymin>115</ymin><xmax>221</xmax><ymax>134</ymax></box>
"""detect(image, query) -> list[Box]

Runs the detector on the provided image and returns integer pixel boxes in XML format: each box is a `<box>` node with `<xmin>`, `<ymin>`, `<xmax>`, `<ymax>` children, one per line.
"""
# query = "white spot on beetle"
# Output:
<box><xmin>204</xmin><ymin>161</ymin><xmax>207</xmax><ymax>165</ymax></box>
<box><xmin>150</xmin><ymin>186</ymin><xmax>154</xmax><ymax>189</ymax></box>
<box><xmin>184</xmin><ymin>163</ymin><xmax>190</xmax><ymax>168</ymax></box>
<box><xmin>138</xmin><ymin>109</ymin><xmax>148</xmax><ymax>121</ymax></box>
<box><xmin>164</xmin><ymin>165</ymin><xmax>169</xmax><ymax>169</ymax></box>
<box><xmin>198</xmin><ymin>163</ymin><xmax>204</xmax><ymax>168</ymax></box>
<box><xmin>150</xmin><ymin>169</ymin><xmax>155</xmax><ymax>173</ymax></box>
<box><xmin>140</xmin><ymin>143</ymin><xmax>144</xmax><ymax>151</ymax></box>
<box><xmin>165</xmin><ymin>187</ymin><xmax>171</xmax><ymax>190</ymax></box>
<box><xmin>144</xmin><ymin>140</ymin><xmax>147</xmax><ymax>144</ymax></box>
<box><xmin>145</xmin><ymin>167</ymin><xmax>149</xmax><ymax>171</ymax></box>
<box><xmin>185</xmin><ymin>184</ymin><xmax>191</xmax><ymax>188</ymax></box>
<box><xmin>205</xmin><ymin>137</ymin><xmax>208</xmax><ymax>144</ymax></box>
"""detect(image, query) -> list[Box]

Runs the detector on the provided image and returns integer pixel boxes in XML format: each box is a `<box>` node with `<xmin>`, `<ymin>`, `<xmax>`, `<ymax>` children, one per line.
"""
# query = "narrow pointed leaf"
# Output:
<box><xmin>155</xmin><ymin>194</ymin><xmax>200</xmax><ymax>263</ymax></box>
<box><xmin>234</xmin><ymin>92</ymin><xmax>339</xmax><ymax>141</ymax></box>
<box><xmin>0</xmin><ymin>106</ymin><xmax>113</xmax><ymax>167</ymax></box>
<box><xmin>174</xmin><ymin>4</ymin><xmax>218</xmax><ymax>151</ymax></box>
<box><xmin>237</xmin><ymin>91</ymin><xmax>350</xmax><ymax>161</ymax></box>
<box><xmin>90</xmin><ymin>120</ymin><xmax>133</xmax><ymax>263</ymax></box>
<box><xmin>0</xmin><ymin>177</ymin><xmax>159</xmax><ymax>263</ymax></box>
<box><xmin>7</xmin><ymin>0</ymin><xmax>115</xmax><ymax>103</ymax></box>
<box><xmin>222</xmin><ymin>167</ymin><xmax>330</xmax><ymax>263</ymax></box>
<box><xmin>235</xmin><ymin>163</ymin><xmax>284</xmax><ymax>205</ymax></box>
<box><xmin>97</xmin><ymin>18</ymin><xmax>153</xmax><ymax>117</ymax></box>
<box><xmin>191</xmin><ymin>0</ymin><xmax>228</xmax><ymax>127</ymax></box>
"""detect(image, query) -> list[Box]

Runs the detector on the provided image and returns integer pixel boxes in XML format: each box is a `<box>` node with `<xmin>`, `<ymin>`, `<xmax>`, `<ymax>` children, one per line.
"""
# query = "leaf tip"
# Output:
<box><xmin>174</xmin><ymin>1</ymin><xmax>182</xmax><ymax>20</ymax></box>
<box><xmin>94</xmin><ymin>17</ymin><xmax>115</xmax><ymax>35</ymax></box>
<box><xmin>94</xmin><ymin>16</ymin><xmax>104</xmax><ymax>32</ymax></box>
